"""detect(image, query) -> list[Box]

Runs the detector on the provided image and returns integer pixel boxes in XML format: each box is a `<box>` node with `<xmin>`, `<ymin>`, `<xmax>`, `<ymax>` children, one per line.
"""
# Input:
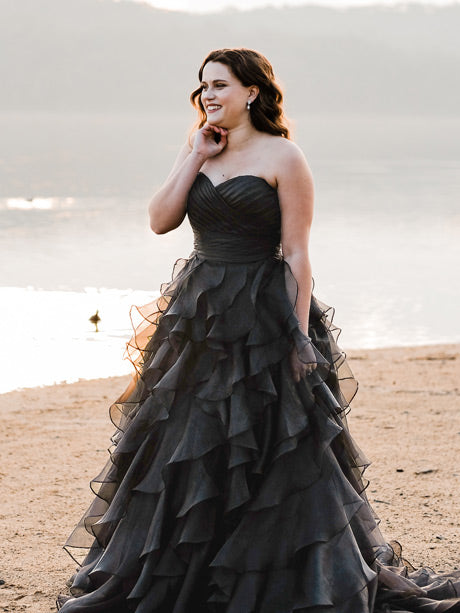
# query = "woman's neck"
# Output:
<box><xmin>225</xmin><ymin>122</ymin><xmax>259</xmax><ymax>152</ymax></box>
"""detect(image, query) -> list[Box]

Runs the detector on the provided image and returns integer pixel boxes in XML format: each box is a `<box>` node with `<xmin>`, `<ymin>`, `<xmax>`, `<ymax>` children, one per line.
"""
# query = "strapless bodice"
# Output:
<box><xmin>187</xmin><ymin>172</ymin><xmax>281</xmax><ymax>262</ymax></box>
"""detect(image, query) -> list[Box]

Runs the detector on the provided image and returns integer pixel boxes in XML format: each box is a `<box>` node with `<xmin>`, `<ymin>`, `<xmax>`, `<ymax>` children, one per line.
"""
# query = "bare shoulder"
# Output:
<box><xmin>270</xmin><ymin>138</ymin><xmax>314</xmax><ymax>221</ymax></box>
<box><xmin>278</xmin><ymin>143</ymin><xmax>313</xmax><ymax>196</ymax></box>
<box><xmin>260</xmin><ymin>135</ymin><xmax>312</xmax><ymax>188</ymax></box>
<box><xmin>275</xmin><ymin>139</ymin><xmax>312</xmax><ymax>181</ymax></box>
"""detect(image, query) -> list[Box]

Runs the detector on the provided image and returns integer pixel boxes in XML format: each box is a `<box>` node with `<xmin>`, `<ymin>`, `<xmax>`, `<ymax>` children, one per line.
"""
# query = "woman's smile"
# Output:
<box><xmin>206</xmin><ymin>104</ymin><xmax>222</xmax><ymax>114</ymax></box>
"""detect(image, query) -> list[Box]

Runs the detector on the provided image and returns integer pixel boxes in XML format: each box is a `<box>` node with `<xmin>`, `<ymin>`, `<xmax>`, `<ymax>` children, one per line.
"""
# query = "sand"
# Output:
<box><xmin>0</xmin><ymin>343</ymin><xmax>459</xmax><ymax>612</ymax></box>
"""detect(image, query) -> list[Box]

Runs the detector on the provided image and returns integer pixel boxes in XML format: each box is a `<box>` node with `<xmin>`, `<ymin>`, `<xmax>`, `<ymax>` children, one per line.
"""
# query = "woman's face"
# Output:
<box><xmin>200</xmin><ymin>61</ymin><xmax>256</xmax><ymax>129</ymax></box>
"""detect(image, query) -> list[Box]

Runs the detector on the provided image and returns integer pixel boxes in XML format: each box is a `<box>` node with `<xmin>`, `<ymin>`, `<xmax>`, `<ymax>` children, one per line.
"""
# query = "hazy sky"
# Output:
<box><xmin>133</xmin><ymin>0</ymin><xmax>458</xmax><ymax>12</ymax></box>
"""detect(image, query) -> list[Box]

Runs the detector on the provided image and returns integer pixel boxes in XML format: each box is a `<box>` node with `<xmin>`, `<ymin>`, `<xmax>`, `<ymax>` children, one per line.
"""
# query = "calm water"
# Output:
<box><xmin>1</xmin><ymin>113</ymin><xmax>459</xmax><ymax>393</ymax></box>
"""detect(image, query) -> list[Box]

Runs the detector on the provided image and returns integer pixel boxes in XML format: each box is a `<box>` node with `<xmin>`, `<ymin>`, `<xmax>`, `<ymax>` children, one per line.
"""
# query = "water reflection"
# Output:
<box><xmin>0</xmin><ymin>157</ymin><xmax>458</xmax><ymax>392</ymax></box>
<box><xmin>3</xmin><ymin>197</ymin><xmax>75</xmax><ymax>211</ymax></box>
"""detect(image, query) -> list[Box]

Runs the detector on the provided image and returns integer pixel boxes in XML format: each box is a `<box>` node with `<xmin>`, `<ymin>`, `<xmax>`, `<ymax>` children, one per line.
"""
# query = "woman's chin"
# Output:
<box><xmin>207</xmin><ymin>114</ymin><xmax>224</xmax><ymax>125</ymax></box>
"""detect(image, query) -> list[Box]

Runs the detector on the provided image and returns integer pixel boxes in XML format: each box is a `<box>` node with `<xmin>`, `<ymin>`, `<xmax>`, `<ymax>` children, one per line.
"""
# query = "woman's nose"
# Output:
<box><xmin>202</xmin><ymin>88</ymin><xmax>215</xmax><ymax>101</ymax></box>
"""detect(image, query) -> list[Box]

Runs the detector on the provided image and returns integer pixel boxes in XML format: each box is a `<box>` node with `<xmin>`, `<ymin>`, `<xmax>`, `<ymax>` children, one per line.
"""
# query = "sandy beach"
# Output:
<box><xmin>0</xmin><ymin>342</ymin><xmax>459</xmax><ymax>612</ymax></box>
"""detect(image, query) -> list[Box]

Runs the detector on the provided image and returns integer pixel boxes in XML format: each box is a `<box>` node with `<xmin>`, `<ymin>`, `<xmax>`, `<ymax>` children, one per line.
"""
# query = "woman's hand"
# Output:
<box><xmin>192</xmin><ymin>123</ymin><xmax>228</xmax><ymax>160</ymax></box>
<box><xmin>289</xmin><ymin>343</ymin><xmax>317</xmax><ymax>383</ymax></box>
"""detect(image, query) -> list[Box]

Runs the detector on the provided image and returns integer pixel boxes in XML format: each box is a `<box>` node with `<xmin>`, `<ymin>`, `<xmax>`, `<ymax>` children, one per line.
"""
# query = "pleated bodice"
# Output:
<box><xmin>187</xmin><ymin>172</ymin><xmax>281</xmax><ymax>263</ymax></box>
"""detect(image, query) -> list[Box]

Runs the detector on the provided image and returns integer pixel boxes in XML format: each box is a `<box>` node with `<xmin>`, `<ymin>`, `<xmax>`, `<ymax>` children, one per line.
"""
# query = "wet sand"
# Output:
<box><xmin>0</xmin><ymin>343</ymin><xmax>459</xmax><ymax>612</ymax></box>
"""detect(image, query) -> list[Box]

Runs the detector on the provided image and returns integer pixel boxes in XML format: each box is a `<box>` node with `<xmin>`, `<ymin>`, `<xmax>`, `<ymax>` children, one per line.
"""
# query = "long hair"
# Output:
<box><xmin>190</xmin><ymin>48</ymin><xmax>290</xmax><ymax>139</ymax></box>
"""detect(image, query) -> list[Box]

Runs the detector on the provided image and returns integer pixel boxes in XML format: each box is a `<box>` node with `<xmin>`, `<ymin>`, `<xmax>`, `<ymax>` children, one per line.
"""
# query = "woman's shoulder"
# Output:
<box><xmin>257</xmin><ymin>134</ymin><xmax>311</xmax><ymax>187</ymax></box>
<box><xmin>259</xmin><ymin>133</ymin><xmax>307</xmax><ymax>163</ymax></box>
<box><xmin>275</xmin><ymin>135</ymin><xmax>306</xmax><ymax>159</ymax></box>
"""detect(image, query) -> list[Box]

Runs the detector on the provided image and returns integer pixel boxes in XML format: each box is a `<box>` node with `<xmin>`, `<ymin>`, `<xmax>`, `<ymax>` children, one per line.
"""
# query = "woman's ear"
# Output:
<box><xmin>249</xmin><ymin>85</ymin><xmax>259</xmax><ymax>104</ymax></box>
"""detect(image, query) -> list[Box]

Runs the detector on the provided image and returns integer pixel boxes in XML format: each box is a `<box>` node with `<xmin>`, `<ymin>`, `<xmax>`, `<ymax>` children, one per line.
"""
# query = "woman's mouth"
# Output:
<box><xmin>206</xmin><ymin>105</ymin><xmax>222</xmax><ymax>114</ymax></box>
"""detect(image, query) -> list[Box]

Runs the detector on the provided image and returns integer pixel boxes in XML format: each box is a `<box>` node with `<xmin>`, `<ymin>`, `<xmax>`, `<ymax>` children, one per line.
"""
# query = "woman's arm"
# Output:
<box><xmin>276</xmin><ymin>141</ymin><xmax>315</xmax><ymax>380</ymax></box>
<box><xmin>148</xmin><ymin>143</ymin><xmax>203</xmax><ymax>234</ymax></box>
<box><xmin>277</xmin><ymin>141</ymin><xmax>315</xmax><ymax>332</ymax></box>
<box><xmin>148</xmin><ymin>125</ymin><xmax>228</xmax><ymax>234</ymax></box>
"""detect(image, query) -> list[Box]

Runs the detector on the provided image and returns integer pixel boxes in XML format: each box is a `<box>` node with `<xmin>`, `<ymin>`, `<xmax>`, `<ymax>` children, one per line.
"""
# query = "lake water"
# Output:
<box><xmin>1</xmin><ymin>113</ymin><xmax>459</xmax><ymax>393</ymax></box>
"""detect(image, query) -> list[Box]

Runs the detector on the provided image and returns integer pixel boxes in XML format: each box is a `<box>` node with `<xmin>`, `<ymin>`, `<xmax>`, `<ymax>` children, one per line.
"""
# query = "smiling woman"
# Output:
<box><xmin>56</xmin><ymin>47</ymin><xmax>460</xmax><ymax>613</ymax></box>
<box><xmin>190</xmin><ymin>48</ymin><xmax>289</xmax><ymax>138</ymax></box>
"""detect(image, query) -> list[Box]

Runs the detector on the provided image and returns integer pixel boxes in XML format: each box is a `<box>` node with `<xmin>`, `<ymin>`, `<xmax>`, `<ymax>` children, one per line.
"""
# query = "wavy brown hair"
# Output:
<box><xmin>190</xmin><ymin>48</ymin><xmax>290</xmax><ymax>139</ymax></box>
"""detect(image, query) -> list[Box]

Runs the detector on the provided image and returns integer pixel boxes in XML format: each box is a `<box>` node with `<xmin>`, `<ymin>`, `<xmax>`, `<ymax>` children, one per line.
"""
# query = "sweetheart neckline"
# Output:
<box><xmin>198</xmin><ymin>171</ymin><xmax>277</xmax><ymax>192</ymax></box>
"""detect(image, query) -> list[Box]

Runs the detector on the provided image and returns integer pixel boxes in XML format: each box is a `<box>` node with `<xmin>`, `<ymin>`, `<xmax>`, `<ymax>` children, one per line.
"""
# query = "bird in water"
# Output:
<box><xmin>89</xmin><ymin>309</ymin><xmax>100</xmax><ymax>332</ymax></box>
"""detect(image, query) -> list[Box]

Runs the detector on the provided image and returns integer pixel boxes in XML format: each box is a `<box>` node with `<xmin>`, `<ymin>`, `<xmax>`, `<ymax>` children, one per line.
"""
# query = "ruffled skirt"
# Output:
<box><xmin>61</xmin><ymin>254</ymin><xmax>460</xmax><ymax>612</ymax></box>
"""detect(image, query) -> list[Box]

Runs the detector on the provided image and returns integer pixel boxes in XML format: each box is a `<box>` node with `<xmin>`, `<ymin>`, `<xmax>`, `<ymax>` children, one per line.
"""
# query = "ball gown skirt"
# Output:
<box><xmin>58</xmin><ymin>173</ymin><xmax>460</xmax><ymax>612</ymax></box>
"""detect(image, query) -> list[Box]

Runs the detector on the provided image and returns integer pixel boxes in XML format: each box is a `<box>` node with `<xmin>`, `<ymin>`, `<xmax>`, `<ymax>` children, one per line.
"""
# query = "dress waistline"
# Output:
<box><xmin>193</xmin><ymin>232</ymin><xmax>281</xmax><ymax>263</ymax></box>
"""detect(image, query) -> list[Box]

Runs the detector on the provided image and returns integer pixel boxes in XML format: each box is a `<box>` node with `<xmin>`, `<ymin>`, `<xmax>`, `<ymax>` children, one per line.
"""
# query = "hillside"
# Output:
<box><xmin>1</xmin><ymin>0</ymin><xmax>459</xmax><ymax>114</ymax></box>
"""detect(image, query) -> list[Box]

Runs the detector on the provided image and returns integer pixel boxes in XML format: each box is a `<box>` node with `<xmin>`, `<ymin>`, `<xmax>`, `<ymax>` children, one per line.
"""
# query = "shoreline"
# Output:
<box><xmin>2</xmin><ymin>340</ymin><xmax>459</xmax><ymax>399</ymax></box>
<box><xmin>0</xmin><ymin>342</ymin><xmax>459</xmax><ymax>611</ymax></box>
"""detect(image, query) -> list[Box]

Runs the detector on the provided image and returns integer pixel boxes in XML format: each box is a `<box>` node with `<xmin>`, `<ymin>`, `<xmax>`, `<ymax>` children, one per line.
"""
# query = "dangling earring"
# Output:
<box><xmin>247</xmin><ymin>100</ymin><xmax>251</xmax><ymax>111</ymax></box>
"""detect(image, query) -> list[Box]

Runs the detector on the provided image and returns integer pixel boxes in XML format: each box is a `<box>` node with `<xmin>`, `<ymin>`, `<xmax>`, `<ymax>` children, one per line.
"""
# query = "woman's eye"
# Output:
<box><xmin>201</xmin><ymin>84</ymin><xmax>225</xmax><ymax>89</ymax></box>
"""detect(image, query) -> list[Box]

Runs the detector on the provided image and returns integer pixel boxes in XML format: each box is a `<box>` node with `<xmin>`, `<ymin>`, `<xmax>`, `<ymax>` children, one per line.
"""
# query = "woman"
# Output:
<box><xmin>58</xmin><ymin>48</ymin><xmax>460</xmax><ymax>612</ymax></box>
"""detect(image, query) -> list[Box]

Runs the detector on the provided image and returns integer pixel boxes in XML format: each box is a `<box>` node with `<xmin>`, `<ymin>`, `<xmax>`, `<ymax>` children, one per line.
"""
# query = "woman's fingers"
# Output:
<box><xmin>205</xmin><ymin>124</ymin><xmax>228</xmax><ymax>136</ymax></box>
<box><xmin>193</xmin><ymin>124</ymin><xmax>228</xmax><ymax>158</ymax></box>
<box><xmin>290</xmin><ymin>349</ymin><xmax>317</xmax><ymax>382</ymax></box>
<box><xmin>219</xmin><ymin>132</ymin><xmax>228</xmax><ymax>148</ymax></box>
<box><xmin>299</xmin><ymin>365</ymin><xmax>316</xmax><ymax>377</ymax></box>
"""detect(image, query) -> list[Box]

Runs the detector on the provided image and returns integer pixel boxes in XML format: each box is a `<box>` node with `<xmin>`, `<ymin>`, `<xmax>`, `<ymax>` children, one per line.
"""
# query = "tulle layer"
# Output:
<box><xmin>61</xmin><ymin>254</ymin><xmax>460</xmax><ymax>612</ymax></box>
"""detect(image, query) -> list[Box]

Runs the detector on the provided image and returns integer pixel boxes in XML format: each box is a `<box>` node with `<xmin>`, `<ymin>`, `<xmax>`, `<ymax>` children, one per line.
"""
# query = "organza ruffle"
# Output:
<box><xmin>60</xmin><ymin>253</ymin><xmax>460</xmax><ymax>612</ymax></box>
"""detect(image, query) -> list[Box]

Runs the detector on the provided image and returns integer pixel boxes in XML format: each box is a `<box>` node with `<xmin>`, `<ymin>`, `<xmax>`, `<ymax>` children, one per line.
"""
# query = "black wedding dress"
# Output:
<box><xmin>59</xmin><ymin>172</ymin><xmax>460</xmax><ymax>612</ymax></box>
